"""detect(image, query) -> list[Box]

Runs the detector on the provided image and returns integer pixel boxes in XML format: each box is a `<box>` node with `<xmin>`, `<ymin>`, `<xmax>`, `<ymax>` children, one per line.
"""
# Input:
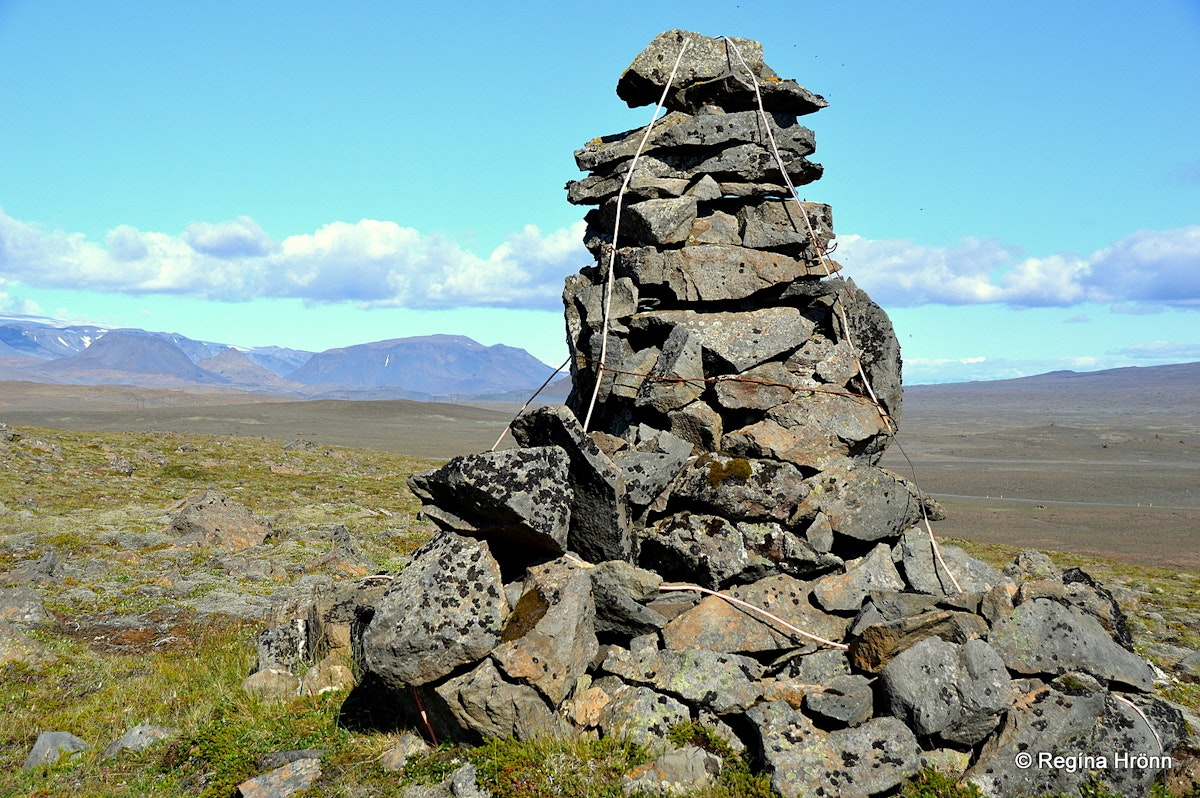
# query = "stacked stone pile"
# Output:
<box><xmin>350</xmin><ymin>31</ymin><xmax>1191</xmax><ymax>798</ymax></box>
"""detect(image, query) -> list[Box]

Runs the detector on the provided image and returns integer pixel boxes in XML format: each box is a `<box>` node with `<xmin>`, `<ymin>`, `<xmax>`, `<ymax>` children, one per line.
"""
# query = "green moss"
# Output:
<box><xmin>666</xmin><ymin>721</ymin><xmax>774</xmax><ymax>797</ymax></box>
<box><xmin>703</xmin><ymin>456</ymin><xmax>753</xmax><ymax>488</ymax></box>
<box><xmin>501</xmin><ymin>589</ymin><xmax>549</xmax><ymax>643</ymax></box>
<box><xmin>901</xmin><ymin>767</ymin><xmax>982</xmax><ymax>798</ymax></box>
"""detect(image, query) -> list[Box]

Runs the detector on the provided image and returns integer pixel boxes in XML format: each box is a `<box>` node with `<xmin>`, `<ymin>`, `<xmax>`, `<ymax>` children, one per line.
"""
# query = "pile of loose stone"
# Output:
<box><xmin>350</xmin><ymin>31</ymin><xmax>1191</xmax><ymax>798</ymax></box>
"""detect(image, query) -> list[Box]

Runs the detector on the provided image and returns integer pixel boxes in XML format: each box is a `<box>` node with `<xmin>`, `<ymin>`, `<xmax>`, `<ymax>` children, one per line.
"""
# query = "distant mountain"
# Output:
<box><xmin>41</xmin><ymin>329</ymin><xmax>229</xmax><ymax>387</ymax></box>
<box><xmin>198</xmin><ymin>348</ymin><xmax>305</xmax><ymax>392</ymax></box>
<box><xmin>903</xmin><ymin>361</ymin><xmax>1200</xmax><ymax>421</ymax></box>
<box><xmin>0</xmin><ymin>314</ymin><xmax>560</xmax><ymax>401</ymax></box>
<box><xmin>0</xmin><ymin>319</ymin><xmax>109</xmax><ymax>360</ymax></box>
<box><xmin>242</xmin><ymin>346</ymin><xmax>314</xmax><ymax>377</ymax></box>
<box><xmin>287</xmin><ymin>335</ymin><xmax>558</xmax><ymax>397</ymax></box>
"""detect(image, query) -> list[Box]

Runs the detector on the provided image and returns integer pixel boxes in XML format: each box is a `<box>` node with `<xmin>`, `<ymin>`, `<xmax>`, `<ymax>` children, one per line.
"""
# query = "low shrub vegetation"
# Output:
<box><xmin>1</xmin><ymin>424</ymin><xmax>1196</xmax><ymax>797</ymax></box>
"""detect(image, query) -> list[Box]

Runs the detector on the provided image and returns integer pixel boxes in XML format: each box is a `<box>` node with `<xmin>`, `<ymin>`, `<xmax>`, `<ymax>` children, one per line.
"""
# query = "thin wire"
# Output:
<box><xmin>583</xmin><ymin>35</ymin><xmax>693</xmax><ymax>432</ymax></box>
<box><xmin>719</xmin><ymin>37</ymin><xmax>892</xmax><ymax>433</ymax></box>
<box><xmin>721</xmin><ymin>37</ymin><xmax>962</xmax><ymax>594</ymax></box>
<box><xmin>491</xmin><ymin>356</ymin><xmax>571</xmax><ymax>452</ymax></box>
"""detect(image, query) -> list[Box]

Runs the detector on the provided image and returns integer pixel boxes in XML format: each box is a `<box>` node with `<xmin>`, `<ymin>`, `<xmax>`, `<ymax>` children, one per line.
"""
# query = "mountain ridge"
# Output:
<box><xmin>0</xmin><ymin>314</ymin><xmax>562</xmax><ymax>401</ymax></box>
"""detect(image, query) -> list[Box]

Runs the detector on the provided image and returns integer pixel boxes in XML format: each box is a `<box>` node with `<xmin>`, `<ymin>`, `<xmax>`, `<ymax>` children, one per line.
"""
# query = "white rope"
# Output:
<box><xmin>721</xmin><ymin>38</ymin><xmax>963</xmax><ymax>596</ymax></box>
<box><xmin>659</xmin><ymin>583</ymin><xmax>849</xmax><ymax>650</ymax></box>
<box><xmin>1113</xmin><ymin>693</ymin><xmax>1164</xmax><ymax>753</ymax></box>
<box><xmin>583</xmin><ymin>35</ymin><xmax>693</xmax><ymax>432</ymax></box>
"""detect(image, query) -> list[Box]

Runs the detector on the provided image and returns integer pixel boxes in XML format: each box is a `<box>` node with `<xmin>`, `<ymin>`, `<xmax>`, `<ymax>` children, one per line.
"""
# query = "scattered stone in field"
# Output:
<box><xmin>168</xmin><ymin>491</ymin><xmax>271</xmax><ymax>552</ymax></box>
<box><xmin>102</xmin><ymin>725</ymin><xmax>179</xmax><ymax>759</ymax></box>
<box><xmin>399</xmin><ymin>763</ymin><xmax>491</xmax><ymax>798</ymax></box>
<box><xmin>379</xmin><ymin>732</ymin><xmax>431</xmax><ymax>772</ymax></box>
<box><xmin>300</xmin><ymin>656</ymin><xmax>354</xmax><ymax>696</ymax></box>
<box><xmin>0</xmin><ymin>547</ymin><xmax>64</xmax><ymax>586</ymax></box>
<box><xmin>0</xmin><ymin>585</ymin><xmax>53</xmax><ymax>627</ymax></box>
<box><xmin>22</xmin><ymin>731</ymin><xmax>88</xmax><ymax>770</ymax></box>
<box><xmin>243</xmin><ymin>668</ymin><xmax>301</xmax><ymax>701</ymax></box>
<box><xmin>0</xmin><ymin>619</ymin><xmax>55</xmax><ymax>666</ymax></box>
<box><xmin>257</xmin><ymin>748</ymin><xmax>327</xmax><ymax>770</ymax></box>
<box><xmin>236</xmin><ymin>755</ymin><xmax>321</xmax><ymax>798</ymax></box>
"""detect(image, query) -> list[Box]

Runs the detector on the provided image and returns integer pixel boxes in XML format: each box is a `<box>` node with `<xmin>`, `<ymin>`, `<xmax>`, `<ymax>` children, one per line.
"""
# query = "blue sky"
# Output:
<box><xmin>1</xmin><ymin>0</ymin><xmax>1197</xmax><ymax>383</ymax></box>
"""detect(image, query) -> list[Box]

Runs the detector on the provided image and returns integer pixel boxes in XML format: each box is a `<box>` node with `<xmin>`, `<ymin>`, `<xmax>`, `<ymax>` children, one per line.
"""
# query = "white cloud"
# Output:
<box><xmin>2</xmin><ymin>207</ymin><xmax>1197</xmax><ymax>315</ymax></box>
<box><xmin>0</xmin><ymin>277</ymin><xmax>42</xmax><ymax>316</ymax></box>
<box><xmin>1109</xmin><ymin>341</ymin><xmax>1200</xmax><ymax>360</ymax></box>
<box><xmin>838</xmin><ymin>225</ymin><xmax>1200</xmax><ymax>310</ymax></box>
<box><xmin>183</xmin><ymin>216</ymin><xmax>273</xmax><ymax>257</ymax></box>
<box><xmin>0</xmin><ymin>210</ymin><xmax>589</xmax><ymax>310</ymax></box>
<box><xmin>903</xmin><ymin>354</ymin><xmax>1126</xmax><ymax>385</ymax></box>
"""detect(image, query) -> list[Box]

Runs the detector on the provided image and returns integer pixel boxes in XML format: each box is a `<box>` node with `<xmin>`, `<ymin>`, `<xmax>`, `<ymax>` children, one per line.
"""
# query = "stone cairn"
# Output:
<box><xmin>352</xmin><ymin>31</ymin><xmax>1189</xmax><ymax>797</ymax></box>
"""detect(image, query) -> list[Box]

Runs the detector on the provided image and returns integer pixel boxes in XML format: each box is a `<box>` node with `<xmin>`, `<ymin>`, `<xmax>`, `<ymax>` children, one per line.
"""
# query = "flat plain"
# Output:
<box><xmin>3</xmin><ymin>362</ymin><xmax>1197</xmax><ymax>570</ymax></box>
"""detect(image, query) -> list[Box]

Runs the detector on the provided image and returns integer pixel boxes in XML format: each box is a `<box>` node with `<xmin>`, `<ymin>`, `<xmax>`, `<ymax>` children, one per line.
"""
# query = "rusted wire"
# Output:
<box><xmin>581</xmin><ymin>356</ymin><xmax>882</xmax><ymax>404</ymax></box>
<box><xmin>491</xmin><ymin>356</ymin><xmax>571</xmax><ymax>452</ymax></box>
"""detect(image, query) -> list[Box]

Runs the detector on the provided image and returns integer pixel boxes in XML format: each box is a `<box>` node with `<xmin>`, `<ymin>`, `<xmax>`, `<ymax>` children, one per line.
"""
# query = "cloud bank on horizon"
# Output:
<box><xmin>2</xmin><ymin>208</ymin><xmax>1196</xmax><ymax>317</ymax></box>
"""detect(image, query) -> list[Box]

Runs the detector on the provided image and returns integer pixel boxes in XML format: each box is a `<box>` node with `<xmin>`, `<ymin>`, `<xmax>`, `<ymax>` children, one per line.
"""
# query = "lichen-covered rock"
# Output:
<box><xmin>660</xmin><ymin>574</ymin><xmax>848</xmax><ymax>655</ymax></box>
<box><xmin>793</xmin><ymin>465</ymin><xmax>923</xmax><ymax>542</ymax></box>
<box><xmin>639</xmin><ymin>513</ymin><xmax>762</xmax><ymax>589</ymax></box>
<box><xmin>168</xmin><ymin>491</ymin><xmax>270</xmax><ymax>551</ymax></box>
<box><xmin>962</xmin><ymin>687</ymin><xmax>1185</xmax><ymax>798</ymax></box>
<box><xmin>613</xmin><ymin>245</ymin><xmax>835</xmax><ymax>304</ymax></box>
<box><xmin>747</xmin><ymin>700</ymin><xmax>920</xmax><ymax>798</ymax></box>
<box><xmin>667</xmin><ymin>454</ymin><xmax>806</xmax><ymax>525</ymax></box>
<box><xmin>880</xmin><ymin>637</ymin><xmax>1013</xmax><ymax>746</ymax></box>
<box><xmin>432</xmin><ymin>658</ymin><xmax>567</xmax><ymax>743</ymax></box>
<box><xmin>611</xmin><ymin>428</ymin><xmax>693</xmax><ymax>514</ymax></box>
<box><xmin>634</xmin><ymin>325</ymin><xmax>706</xmax><ymax>414</ymax></box>
<box><xmin>989</xmin><ymin>597</ymin><xmax>1155</xmax><ymax>692</ymax></box>
<box><xmin>511</xmin><ymin>406</ymin><xmax>632</xmax><ymax>562</ymax></box>
<box><xmin>893</xmin><ymin>528</ymin><xmax>1011</xmax><ymax>596</ymax></box>
<box><xmin>812</xmin><ymin>543</ymin><xmax>905</xmax><ymax>612</ymax></box>
<box><xmin>614</xmin><ymin>30</ymin><xmax>827</xmax><ymax>116</ymax></box>
<box><xmin>803</xmin><ymin>674</ymin><xmax>874</xmax><ymax>727</ymax></box>
<box><xmin>621</xmin><ymin>745</ymin><xmax>722</xmax><ymax>796</ymax></box>
<box><xmin>631</xmin><ymin>306</ymin><xmax>815</xmax><ymax>373</ymax></box>
<box><xmin>492</xmin><ymin>559</ymin><xmax>597</xmax><ymax>706</ymax></box>
<box><xmin>586</xmin><ymin>677</ymin><xmax>691</xmax><ymax>749</ymax></box>
<box><xmin>737</xmin><ymin>198</ymin><xmax>833</xmax><ymax>255</ymax></box>
<box><xmin>849</xmin><ymin>609</ymin><xmax>989</xmax><ymax>673</ymax></box>
<box><xmin>408</xmin><ymin>447</ymin><xmax>572</xmax><ymax>553</ymax></box>
<box><xmin>602</xmin><ymin>646</ymin><xmax>763</xmax><ymax>714</ymax></box>
<box><xmin>589</xmin><ymin>560</ymin><xmax>666</xmax><ymax>639</ymax></box>
<box><xmin>360</xmin><ymin>533</ymin><xmax>507</xmax><ymax>688</ymax></box>
<box><xmin>1017</xmin><ymin>567</ymin><xmax>1135</xmax><ymax>650</ymax></box>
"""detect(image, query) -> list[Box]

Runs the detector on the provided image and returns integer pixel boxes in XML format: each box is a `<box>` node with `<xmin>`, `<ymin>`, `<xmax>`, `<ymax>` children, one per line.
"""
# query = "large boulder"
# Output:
<box><xmin>989</xmin><ymin>598</ymin><xmax>1156</xmax><ymax>691</ymax></box>
<box><xmin>963</xmin><ymin>686</ymin><xmax>1186</xmax><ymax>798</ymax></box>
<box><xmin>879</xmin><ymin>637</ymin><xmax>1014</xmax><ymax>746</ymax></box>
<box><xmin>359</xmin><ymin>533</ymin><xmax>507</xmax><ymax>688</ymax></box>
<box><xmin>747</xmin><ymin>700</ymin><xmax>920</xmax><ymax>798</ymax></box>
<box><xmin>408</xmin><ymin>447</ymin><xmax>572</xmax><ymax>554</ymax></box>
